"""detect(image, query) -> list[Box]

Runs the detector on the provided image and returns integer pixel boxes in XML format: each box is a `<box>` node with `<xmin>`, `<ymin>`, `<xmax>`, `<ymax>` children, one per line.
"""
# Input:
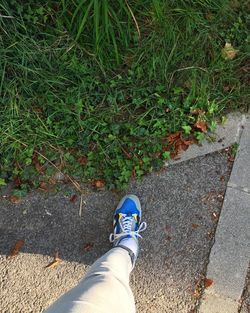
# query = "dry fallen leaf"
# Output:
<box><xmin>221</xmin><ymin>42</ymin><xmax>239</xmax><ymax>60</ymax></box>
<box><xmin>138</xmin><ymin>159</ymin><xmax>144</xmax><ymax>166</ymax></box>
<box><xmin>131</xmin><ymin>167</ymin><xmax>136</xmax><ymax>178</ymax></box>
<box><xmin>167</xmin><ymin>131</ymin><xmax>182</xmax><ymax>144</ymax></box>
<box><xmin>153</xmin><ymin>151</ymin><xmax>161</xmax><ymax>159</ymax></box>
<box><xmin>9</xmin><ymin>196</ymin><xmax>22</xmax><ymax>204</ymax></box>
<box><xmin>32</xmin><ymin>152</ymin><xmax>44</xmax><ymax>174</ymax></box>
<box><xmin>220</xmin><ymin>175</ymin><xmax>225</xmax><ymax>182</ymax></box>
<box><xmin>204</xmin><ymin>278</ymin><xmax>213</xmax><ymax>288</ymax></box>
<box><xmin>32</xmin><ymin>106</ymin><xmax>43</xmax><ymax>113</ymax></box>
<box><xmin>228</xmin><ymin>155</ymin><xmax>235</xmax><ymax>162</ymax></box>
<box><xmin>171</xmin><ymin>139</ymin><xmax>189</xmax><ymax>159</ymax></box>
<box><xmin>93</xmin><ymin>180</ymin><xmax>105</xmax><ymax>188</ymax></box>
<box><xmin>195</xmin><ymin>120</ymin><xmax>207</xmax><ymax>133</ymax></box>
<box><xmin>217</xmin><ymin>193</ymin><xmax>224</xmax><ymax>201</ymax></box>
<box><xmin>14</xmin><ymin>176</ymin><xmax>22</xmax><ymax>188</ymax></box>
<box><xmin>83</xmin><ymin>242</ymin><xmax>94</xmax><ymax>252</ymax></box>
<box><xmin>223</xmin><ymin>84</ymin><xmax>232</xmax><ymax>92</ymax></box>
<box><xmin>48</xmin><ymin>176</ymin><xmax>57</xmax><ymax>185</ymax></box>
<box><xmin>166</xmin><ymin>131</ymin><xmax>194</xmax><ymax>160</ymax></box>
<box><xmin>8</xmin><ymin>240</ymin><xmax>24</xmax><ymax>257</ymax></box>
<box><xmin>183</xmin><ymin>140</ymin><xmax>195</xmax><ymax>145</ymax></box>
<box><xmin>192</xmin><ymin>223</ymin><xmax>200</xmax><ymax>229</ymax></box>
<box><xmin>193</xmin><ymin>285</ymin><xmax>202</xmax><ymax>299</ymax></box>
<box><xmin>191</xmin><ymin>109</ymin><xmax>205</xmax><ymax>115</ymax></box>
<box><xmin>206</xmin><ymin>230</ymin><xmax>215</xmax><ymax>240</ymax></box>
<box><xmin>176</xmin><ymin>139</ymin><xmax>189</xmax><ymax>151</ymax></box>
<box><xmin>70</xmin><ymin>194</ymin><xmax>78</xmax><ymax>203</ymax></box>
<box><xmin>165</xmin><ymin>235</ymin><xmax>172</xmax><ymax>241</ymax></box>
<box><xmin>39</xmin><ymin>181</ymin><xmax>49</xmax><ymax>191</ymax></box>
<box><xmin>78</xmin><ymin>156</ymin><xmax>88</xmax><ymax>165</ymax></box>
<box><xmin>45</xmin><ymin>251</ymin><xmax>61</xmax><ymax>269</ymax></box>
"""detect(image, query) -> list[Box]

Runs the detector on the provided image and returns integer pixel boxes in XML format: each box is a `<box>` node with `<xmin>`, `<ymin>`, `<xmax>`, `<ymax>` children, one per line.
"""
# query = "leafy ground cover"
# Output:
<box><xmin>0</xmin><ymin>0</ymin><xmax>249</xmax><ymax>195</ymax></box>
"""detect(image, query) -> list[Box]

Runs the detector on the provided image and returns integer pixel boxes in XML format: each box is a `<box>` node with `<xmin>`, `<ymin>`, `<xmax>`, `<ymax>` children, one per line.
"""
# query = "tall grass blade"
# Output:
<box><xmin>75</xmin><ymin>0</ymin><xmax>94</xmax><ymax>41</ymax></box>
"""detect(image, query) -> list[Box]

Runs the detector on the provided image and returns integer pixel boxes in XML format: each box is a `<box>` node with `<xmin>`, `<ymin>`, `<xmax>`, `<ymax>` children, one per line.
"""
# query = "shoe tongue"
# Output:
<box><xmin>121</xmin><ymin>211</ymin><xmax>132</xmax><ymax>217</ymax></box>
<box><xmin>123</xmin><ymin>215</ymin><xmax>132</xmax><ymax>221</ymax></box>
<box><xmin>123</xmin><ymin>217</ymin><xmax>135</xmax><ymax>230</ymax></box>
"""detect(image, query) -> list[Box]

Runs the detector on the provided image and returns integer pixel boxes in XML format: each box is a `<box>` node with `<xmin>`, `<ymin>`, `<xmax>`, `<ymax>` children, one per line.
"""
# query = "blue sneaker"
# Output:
<box><xmin>109</xmin><ymin>195</ymin><xmax>147</xmax><ymax>260</ymax></box>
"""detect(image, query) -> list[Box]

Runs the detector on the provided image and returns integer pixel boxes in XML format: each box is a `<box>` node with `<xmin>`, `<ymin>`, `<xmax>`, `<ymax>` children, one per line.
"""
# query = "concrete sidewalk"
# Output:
<box><xmin>199</xmin><ymin>113</ymin><xmax>250</xmax><ymax>313</ymax></box>
<box><xmin>0</xmin><ymin>112</ymin><xmax>249</xmax><ymax>313</ymax></box>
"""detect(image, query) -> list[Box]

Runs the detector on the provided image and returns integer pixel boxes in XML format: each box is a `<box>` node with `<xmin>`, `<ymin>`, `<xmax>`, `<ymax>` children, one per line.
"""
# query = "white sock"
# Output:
<box><xmin>118</xmin><ymin>236</ymin><xmax>139</xmax><ymax>257</ymax></box>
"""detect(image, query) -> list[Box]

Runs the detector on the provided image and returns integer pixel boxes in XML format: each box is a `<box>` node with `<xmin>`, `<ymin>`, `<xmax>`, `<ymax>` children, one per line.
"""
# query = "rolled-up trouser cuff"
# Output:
<box><xmin>113</xmin><ymin>245</ymin><xmax>136</xmax><ymax>267</ymax></box>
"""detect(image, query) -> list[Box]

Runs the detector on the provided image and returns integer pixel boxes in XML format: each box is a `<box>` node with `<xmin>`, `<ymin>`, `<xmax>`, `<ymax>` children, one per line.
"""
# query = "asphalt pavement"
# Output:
<box><xmin>0</xmin><ymin>150</ymin><xmax>232</xmax><ymax>313</ymax></box>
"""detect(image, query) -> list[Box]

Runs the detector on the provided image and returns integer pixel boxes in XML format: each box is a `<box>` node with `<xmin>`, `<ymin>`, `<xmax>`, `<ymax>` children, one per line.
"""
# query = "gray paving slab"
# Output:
<box><xmin>0</xmin><ymin>150</ymin><xmax>232</xmax><ymax>313</ymax></box>
<box><xmin>202</xmin><ymin>187</ymin><xmax>250</xmax><ymax>300</ymax></box>
<box><xmin>228</xmin><ymin>114</ymin><xmax>250</xmax><ymax>192</ymax></box>
<box><xmin>166</xmin><ymin>112</ymin><xmax>246</xmax><ymax>165</ymax></box>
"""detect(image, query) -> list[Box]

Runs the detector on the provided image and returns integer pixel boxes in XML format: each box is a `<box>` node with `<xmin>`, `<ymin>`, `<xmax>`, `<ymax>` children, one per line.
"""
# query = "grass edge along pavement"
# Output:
<box><xmin>166</xmin><ymin>112</ymin><xmax>246</xmax><ymax>166</ymax></box>
<box><xmin>0</xmin><ymin>0</ymin><xmax>249</xmax><ymax>195</ymax></box>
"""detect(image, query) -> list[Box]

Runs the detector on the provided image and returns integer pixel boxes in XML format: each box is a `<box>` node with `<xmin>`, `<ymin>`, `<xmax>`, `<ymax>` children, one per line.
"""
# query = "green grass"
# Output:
<box><xmin>0</xmin><ymin>0</ymin><xmax>249</xmax><ymax>194</ymax></box>
<box><xmin>60</xmin><ymin>0</ymin><xmax>135</xmax><ymax>64</ymax></box>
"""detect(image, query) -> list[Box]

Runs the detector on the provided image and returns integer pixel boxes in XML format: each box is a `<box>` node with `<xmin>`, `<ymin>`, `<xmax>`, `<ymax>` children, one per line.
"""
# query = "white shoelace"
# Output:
<box><xmin>109</xmin><ymin>215</ymin><xmax>147</xmax><ymax>243</ymax></box>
